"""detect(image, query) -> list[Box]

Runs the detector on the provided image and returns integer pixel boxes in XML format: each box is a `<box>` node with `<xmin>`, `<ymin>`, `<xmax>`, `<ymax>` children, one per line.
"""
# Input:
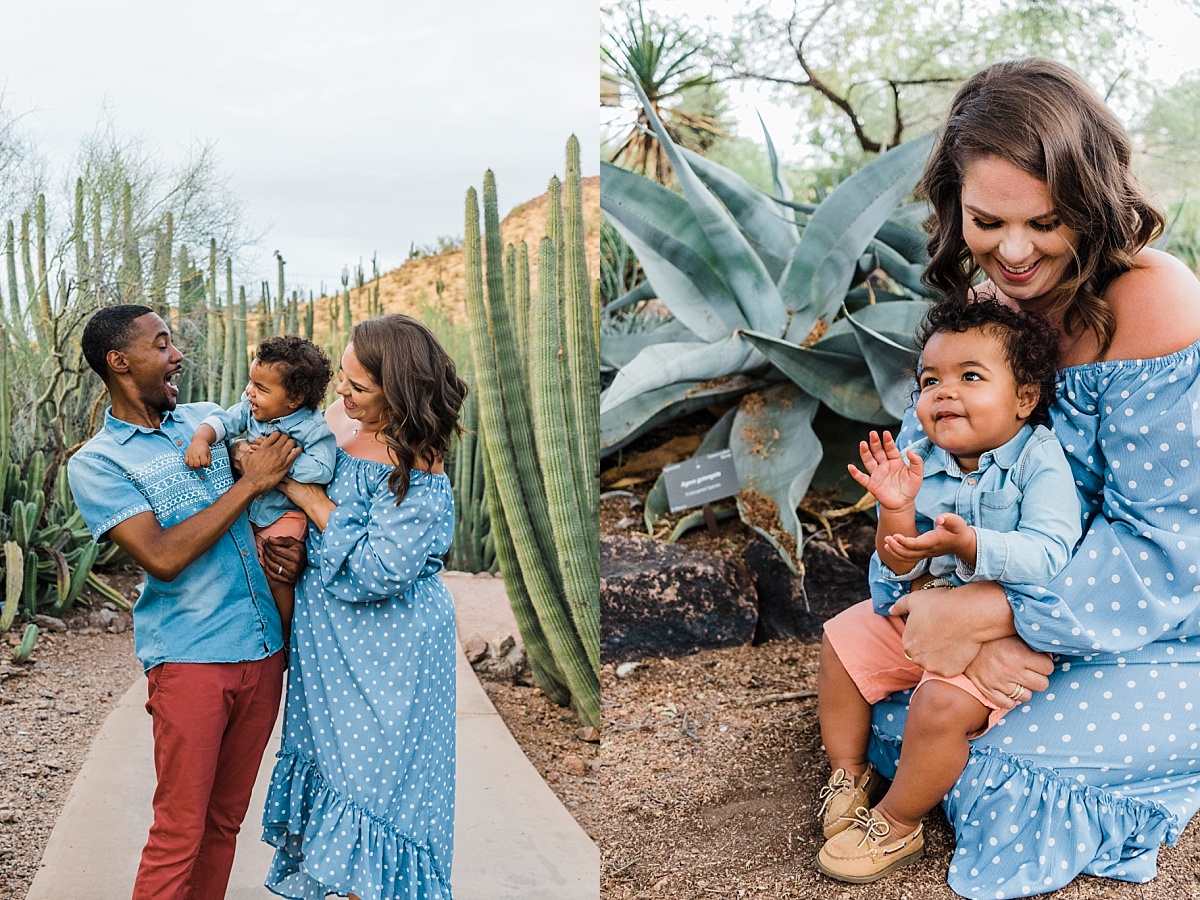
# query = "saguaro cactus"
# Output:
<box><xmin>461</xmin><ymin>138</ymin><xmax>599</xmax><ymax>727</ymax></box>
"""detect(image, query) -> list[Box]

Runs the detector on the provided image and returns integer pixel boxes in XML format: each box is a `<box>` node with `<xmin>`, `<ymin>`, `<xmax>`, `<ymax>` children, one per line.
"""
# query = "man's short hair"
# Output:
<box><xmin>81</xmin><ymin>305</ymin><xmax>156</xmax><ymax>382</ymax></box>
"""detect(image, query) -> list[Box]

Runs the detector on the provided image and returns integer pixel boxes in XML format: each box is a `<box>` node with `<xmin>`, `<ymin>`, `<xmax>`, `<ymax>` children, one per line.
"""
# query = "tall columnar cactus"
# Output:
<box><xmin>237</xmin><ymin>285</ymin><xmax>250</xmax><ymax>391</ymax></box>
<box><xmin>4</xmin><ymin>226</ymin><xmax>21</xmax><ymax>340</ymax></box>
<box><xmin>35</xmin><ymin>194</ymin><xmax>51</xmax><ymax>334</ymax></box>
<box><xmin>74</xmin><ymin>179</ymin><xmax>89</xmax><ymax>293</ymax></box>
<box><xmin>222</xmin><ymin>257</ymin><xmax>237</xmax><ymax>405</ymax></box>
<box><xmin>118</xmin><ymin>183</ymin><xmax>143</xmax><ymax>303</ymax></box>
<box><xmin>206</xmin><ymin>238</ymin><xmax>220</xmax><ymax>400</ymax></box>
<box><xmin>19</xmin><ymin>213</ymin><xmax>35</xmax><ymax>333</ymax></box>
<box><xmin>304</xmin><ymin>293</ymin><xmax>315</xmax><ymax>341</ymax></box>
<box><xmin>462</xmin><ymin>141</ymin><xmax>600</xmax><ymax>727</ymax></box>
<box><xmin>276</xmin><ymin>252</ymin><xmax>286</xmax><ymax>334</ymax></box>
<box><xmin>448</xmin><ymin>389</ymin><xmax>494</xmax><ymax>573</ymax></box>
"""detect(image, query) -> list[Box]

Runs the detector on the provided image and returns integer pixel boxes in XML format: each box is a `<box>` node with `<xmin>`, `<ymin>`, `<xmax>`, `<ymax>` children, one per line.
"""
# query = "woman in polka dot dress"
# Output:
<box><xmin>259</xmin><ymin>315</ymin><xmax>466</xmax><ymax>900</ymax></box>
<box><xmin>844</xmin><ymin>59</ymin><xmax>1200</xmax><ymax>898</ymax></box>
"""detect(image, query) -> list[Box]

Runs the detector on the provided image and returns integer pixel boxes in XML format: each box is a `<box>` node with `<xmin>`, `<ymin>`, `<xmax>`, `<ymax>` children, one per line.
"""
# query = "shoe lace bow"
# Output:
<box><xmin>818</xmin><ymin>769</ymin><xmax>854</xmax><ymax>802</ymax></box>
<box><xmin>845</xmin><ymin>806</ymin><xmax>890</xmax><ymax>846</ymax></box>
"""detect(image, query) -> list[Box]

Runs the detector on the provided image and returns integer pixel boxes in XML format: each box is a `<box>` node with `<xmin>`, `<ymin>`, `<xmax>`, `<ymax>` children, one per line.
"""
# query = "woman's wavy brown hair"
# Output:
<box><xmin>349</xmin><ymin>314</ymin><xmax>468</xmax><ymax>504</ymax></box>
<box><xmin>921</xmin><ymin>58</ymin><xmax>1164</xmax><ymax>355</ymax></box>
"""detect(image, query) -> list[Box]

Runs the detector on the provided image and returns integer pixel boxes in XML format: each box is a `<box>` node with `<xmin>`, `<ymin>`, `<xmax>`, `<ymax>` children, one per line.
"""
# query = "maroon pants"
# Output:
<box><xmin>134</xmin><ymin>653</ymin><xmax>285</xmax><ymax>900</ymax></box>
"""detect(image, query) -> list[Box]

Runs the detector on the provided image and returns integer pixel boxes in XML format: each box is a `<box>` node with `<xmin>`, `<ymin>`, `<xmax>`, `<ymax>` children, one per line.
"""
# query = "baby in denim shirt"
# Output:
<box><xmin>815</xmin><ymin>296</ymin><xmax>1081</xmax><ymax>883</ymax></box>
<box><xmin>186</xmin><ymin>335</ymin><xmax>335</xmax><ymax>642</ymax></box>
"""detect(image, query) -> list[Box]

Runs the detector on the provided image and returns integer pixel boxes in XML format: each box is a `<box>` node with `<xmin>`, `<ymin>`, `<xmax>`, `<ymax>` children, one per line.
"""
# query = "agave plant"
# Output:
<box><xmin>600</xmin><ymin>79</ymin><xmax>936</xmax><ymax>568</ymax></box>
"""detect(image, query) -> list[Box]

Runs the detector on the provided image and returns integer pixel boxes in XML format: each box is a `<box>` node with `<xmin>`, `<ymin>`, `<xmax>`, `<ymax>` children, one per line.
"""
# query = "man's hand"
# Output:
<box><xmin>847</xmin><ymin>430</ymin><xmax>923</xmax><ymax>512</ymax></box>
<box><xmin>262</xmin><ymin>536</ymin><xmax>307</xmax><ymax>582</ymax></box>
<box><xmin>239</xmin><ymin>432</ymin><xmax>300</xmax><ymax>493</ymax></box>
<box><xmin>884</xmin><ymin>513</ymin><xmax>977</xmax><ymax>566</ymax></box>
<box><xmin>184</xmin><ymin>437</ymin><xmax>212</xmax><ymax>470</ymax></box>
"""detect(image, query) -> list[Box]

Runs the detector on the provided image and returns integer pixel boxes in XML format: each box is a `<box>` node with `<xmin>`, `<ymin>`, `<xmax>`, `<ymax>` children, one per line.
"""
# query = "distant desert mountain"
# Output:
<box><xmin>315</xmin><ymin>175</ymin><xmax>599</xmax><ymax>327</ymax></box>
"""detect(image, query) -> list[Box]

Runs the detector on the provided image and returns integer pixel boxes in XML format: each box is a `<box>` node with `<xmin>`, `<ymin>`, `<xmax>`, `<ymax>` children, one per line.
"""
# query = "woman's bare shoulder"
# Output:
<box><xmin>323</xmin><ymin>399</ymin><xmax>356</xmax><ymax>448</ymax></box>
<box><xmin>1103</xmin><ymin>249</ymin><xmax>1200</xmax><ymax>359</ymax></box>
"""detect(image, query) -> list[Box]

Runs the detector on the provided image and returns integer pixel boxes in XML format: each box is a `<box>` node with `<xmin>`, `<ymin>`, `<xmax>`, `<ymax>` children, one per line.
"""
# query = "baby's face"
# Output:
<box><xmin>245</xmin><ymin>360</ymin><xmax>302</xmax><ymax>422</ymax></box>
<box><xmin>914</xmin><ymin>327</ymin><xmax>1039</xmax><ymax>471</ymax></box>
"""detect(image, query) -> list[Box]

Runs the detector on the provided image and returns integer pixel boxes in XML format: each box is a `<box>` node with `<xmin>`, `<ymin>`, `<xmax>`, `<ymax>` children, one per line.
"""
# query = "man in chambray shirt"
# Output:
<box><xmin>68</xmin><ymin>305</ymin><xmax>301</xmax><ymax>900</ymax></box>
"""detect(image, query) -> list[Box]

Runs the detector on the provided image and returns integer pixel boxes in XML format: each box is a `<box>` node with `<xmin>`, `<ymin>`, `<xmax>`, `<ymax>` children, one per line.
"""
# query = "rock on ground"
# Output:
<box><xmin>600</xmin><ymin>535</ymin><xmax>757</xmax><ymax>663</ymax></box>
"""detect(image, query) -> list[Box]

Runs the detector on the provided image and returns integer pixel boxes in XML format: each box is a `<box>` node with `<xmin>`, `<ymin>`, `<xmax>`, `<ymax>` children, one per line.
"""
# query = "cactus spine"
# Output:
<box><xmin>462</xmin><ymin>155</ymin><xmax>599</xmax><ymax>727</ymax></box>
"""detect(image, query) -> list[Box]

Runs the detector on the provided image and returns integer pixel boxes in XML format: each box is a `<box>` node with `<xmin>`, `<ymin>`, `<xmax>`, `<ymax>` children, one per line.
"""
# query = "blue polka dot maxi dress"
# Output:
<box><xmin>262</xmin><ymin>449</ymin><xmax>456</xmax><ymax>900</ymax></box>
<box><xmin>870</xmin><ymin>340</ymin><xmax>1200</xmax><ymax>899</ymax></box>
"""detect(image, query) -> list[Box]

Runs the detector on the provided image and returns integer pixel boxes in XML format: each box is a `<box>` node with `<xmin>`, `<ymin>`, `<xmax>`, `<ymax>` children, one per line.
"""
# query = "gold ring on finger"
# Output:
<box><xmin>1008</xmin><ymin>684</ymin><xmax>1025</xmax><ymax>702</ymax></box>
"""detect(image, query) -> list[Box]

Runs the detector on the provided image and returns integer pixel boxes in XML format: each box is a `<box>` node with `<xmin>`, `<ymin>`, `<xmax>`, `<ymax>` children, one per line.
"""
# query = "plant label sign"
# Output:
<box><xmin>663</xmin><ymin>450</ymin><xmax>740</xmax><ymax>513</ymax></box>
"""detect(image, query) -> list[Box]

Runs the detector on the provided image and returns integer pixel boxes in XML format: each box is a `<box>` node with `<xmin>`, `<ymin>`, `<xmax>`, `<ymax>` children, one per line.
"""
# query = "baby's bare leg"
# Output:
<box><xmin>269</xmin><ymin>578</ymin><xmax>295</xmax><ymax>646</ymax></box>
<box><xmin>873</xmin><ymin>680</ymin><xmax>989</xmax><ymax>836</ymax></box>
<box><xmin>818</xmin><ymin>635</ymin><xmax>874</xmax><ymax>777</ymax></box>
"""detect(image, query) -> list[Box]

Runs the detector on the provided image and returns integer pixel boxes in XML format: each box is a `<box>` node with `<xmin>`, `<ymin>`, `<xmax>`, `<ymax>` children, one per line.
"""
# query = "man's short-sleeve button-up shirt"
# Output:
<box><xmin>67</xmin><ymin>404</ymin><xmax>283</xmax><ymax>671</ymax></box>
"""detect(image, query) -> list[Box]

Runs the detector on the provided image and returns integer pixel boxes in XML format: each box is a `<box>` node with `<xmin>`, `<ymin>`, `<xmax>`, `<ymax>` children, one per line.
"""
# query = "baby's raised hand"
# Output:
<box><xmin>184</xmin><ymin>438</ymin><xmax>212</xmax><ymax>469</ymax></box>
<box><xmin>884</xmin><ymin>513</ymin><xmax>976</xmax><ymax>564</ymax></box>
<box><xmin>847</xmin><ymin>430</ymin><xmax>923</xmax><ymax>512</ymax></box>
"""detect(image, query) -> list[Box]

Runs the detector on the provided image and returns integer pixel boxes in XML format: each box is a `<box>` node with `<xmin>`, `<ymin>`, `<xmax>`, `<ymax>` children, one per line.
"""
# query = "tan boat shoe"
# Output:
<box><xmin>818</xmin><ymin>765</ymin><xmax>882</xmax><ymax>839</ymax></box>
<box><xmin>816</xmin><ymin>807</ymin><xmax>924</xmax><ymax>884</ymax></box>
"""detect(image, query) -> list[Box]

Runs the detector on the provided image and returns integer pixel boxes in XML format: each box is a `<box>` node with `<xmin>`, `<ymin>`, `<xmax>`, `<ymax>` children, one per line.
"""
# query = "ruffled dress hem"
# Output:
<box><xmin>262</xmin><ymin>749</ymin><xmax>452</xmax><ymax>900</ymax></box>
<box><xmin>870</xmin><ymin>724</ymin><xmax>1178</xmax><ymax>898</ymax></box>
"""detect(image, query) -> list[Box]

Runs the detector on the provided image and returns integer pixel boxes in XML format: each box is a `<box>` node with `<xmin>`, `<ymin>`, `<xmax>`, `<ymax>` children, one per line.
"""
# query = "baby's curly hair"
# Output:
<box><xmin>915</xmin><ymin>294</ymin><xmax>1061</xmax><ymax>427</ymax></box>
<box><xmin>254</xmin><ymin>335</ymin><xmax>333</xmax><ymax>410</ymax></box>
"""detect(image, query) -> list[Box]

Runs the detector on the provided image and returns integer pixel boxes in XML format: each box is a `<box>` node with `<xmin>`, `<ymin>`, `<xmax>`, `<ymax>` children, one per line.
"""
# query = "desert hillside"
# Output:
<box><xmin>310</xmin><ymin>175</ymin><xmax>599</xmax><ymax>332</ymax></box>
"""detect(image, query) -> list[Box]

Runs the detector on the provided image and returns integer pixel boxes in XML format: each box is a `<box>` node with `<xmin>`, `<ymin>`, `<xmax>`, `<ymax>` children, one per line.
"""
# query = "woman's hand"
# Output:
<box><xmin>964</xmin><ymin>636</ymin><xmax>1054</xmax><ymax>709</ymax></box>
<box><xmin>262</xmin><ymin>536</ymin><xmax>307</xmax><ymax>582</ymax></box>
<box><xmin>276</xmin><ymin>478</ymin><xmax>337</xmax><ymax>532</ymax></box>
<box><xmin>893</xmin><ymin>586</ymin><xmax>982</xmax><ymax>677</ymax></box>
<box><xmin>893</xmin><ymin>580</ymin><xmax>1019</xmax><ymax>677</ymax></box>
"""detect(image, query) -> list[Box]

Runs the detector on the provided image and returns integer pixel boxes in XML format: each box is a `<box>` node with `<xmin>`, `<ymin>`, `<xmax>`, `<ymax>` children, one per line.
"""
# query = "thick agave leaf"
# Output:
<box><xmin>677</xmin><ymin>145</ymin><xmax>798</xmax><ymax>280</ymax></box>
<box><xmin>600</xmin><ymin>336</ymin><xmax>764</xmax><ymax>414</ymax></box>
<box><xmin>740</xmin><ymin>324</ymin><xmax>894</xmax><ymax>423</ymax></box>
<box><xmin>644</xmin><ymin>406</ymin><xmax>737</xmax><ymax>532</ymax></box>
<box><xmin>844</xmin><ymin>286</ymin><xmax>913</xmax><ymax>313</ymax></box>
<box><xmin>843</xmin><ymin>300</ymin><xmax>930</xmax><ymax>419</ymax></box>
<box><xmin>731</xmin><ymin>384</ymin><xmax>822</xmax><ymax>572</ymax></box>
<box><xmin>870</xmin><ymin>239</ymin><xmax>936</xmax><ymax>297</ymax></box>
<box><xmin>605</xmin><ymin>279</ymin><xmax>656</xmax><ymax>314</ymax></box>
<box><xmin>602</xmin><ymin>162</ymin><xmax>743</xmax><ymax>340</ymax></box>
<box><xmin>779</xmin><ymin>132</ymin><xmax>935</xmax><ymax>343</ymax></box>
<box><xmin>629</xmin><ymin>76</ymin><xmax>788</xmax><ymax>337</ymax></box>
<box><xmin>600</xmin><ymin>318</ymin><xmax>698</xmax><ymax>370</ymax></box>
<box><xmin>600</xmin><ymin>372</ymin><xmax>769</xmax><ymax>457</ymax></box>
<box><xmin>885</xmin><ymin>202</ymin><xmax>932</xmax><ymax>256</ymax></box>
<box><xmin>759</xmin><ymin>111</ymin><xmax>800</xmax><ymax>228</ymax></box>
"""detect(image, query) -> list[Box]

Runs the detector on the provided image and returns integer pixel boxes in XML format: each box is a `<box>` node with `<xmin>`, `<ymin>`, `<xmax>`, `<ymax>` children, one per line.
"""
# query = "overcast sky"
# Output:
<box><xmin>2</xmin><ymin>0</ymin><xmax>597</xmax><ymax>294</ymax></box>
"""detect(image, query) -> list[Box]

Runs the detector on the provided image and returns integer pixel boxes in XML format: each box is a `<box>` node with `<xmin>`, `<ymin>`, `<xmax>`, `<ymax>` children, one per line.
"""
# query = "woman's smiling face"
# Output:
<box><xmin>336</xmin><ymin>342</ymin><xmax>390</xmax><ymax>432</ymax></box>
<box><xmin>961</xmin><ymin>155</ymin><xmax>1079</xmax><ymax>310</ymax></box>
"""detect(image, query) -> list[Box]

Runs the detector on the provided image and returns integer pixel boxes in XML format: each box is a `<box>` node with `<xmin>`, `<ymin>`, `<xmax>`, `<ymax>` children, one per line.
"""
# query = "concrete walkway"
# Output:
<box><xmin>27</xmin><ymin>572</ymin><xmax>598</xmax><ymax>899</ymax></box>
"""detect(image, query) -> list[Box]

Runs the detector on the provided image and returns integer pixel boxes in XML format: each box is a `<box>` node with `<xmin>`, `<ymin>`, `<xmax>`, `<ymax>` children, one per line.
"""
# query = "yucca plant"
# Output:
<box><xmin>601</xmin><ymin>79</ymin><xmax>935</xmax><ymax>568</ymax></box>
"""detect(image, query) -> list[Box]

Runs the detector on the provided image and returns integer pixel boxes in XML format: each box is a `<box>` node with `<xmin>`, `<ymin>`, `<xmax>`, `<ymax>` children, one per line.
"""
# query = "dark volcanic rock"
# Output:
<box><xmin>746</xmin><ymin>537</ymin><xmax>871</xmax><ymax>642</ymax></box>
<box><xmin>600</xmin><ymin>535</ymin><xmax>757</xmax><ymax>662</ymax></box>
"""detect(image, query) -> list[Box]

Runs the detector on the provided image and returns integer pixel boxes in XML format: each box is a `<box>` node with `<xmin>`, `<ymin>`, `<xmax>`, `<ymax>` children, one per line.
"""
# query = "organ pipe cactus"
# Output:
<box><xmin>462</xmin><ymin>139</ymin><xmax>600</xmax><ymax>727</ymax></box>
<box><xmin>448</xmin><ymin>389</ymin><xmax>495</xmax><ymax>573</ymax></box>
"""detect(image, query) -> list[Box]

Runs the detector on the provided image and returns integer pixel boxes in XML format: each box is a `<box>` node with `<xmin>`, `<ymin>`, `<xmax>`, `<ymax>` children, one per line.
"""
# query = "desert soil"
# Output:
<box><xmin>598</xmin><ymin>428</ymin><xmax>1200</xmax><ymax>900</ymax></box>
